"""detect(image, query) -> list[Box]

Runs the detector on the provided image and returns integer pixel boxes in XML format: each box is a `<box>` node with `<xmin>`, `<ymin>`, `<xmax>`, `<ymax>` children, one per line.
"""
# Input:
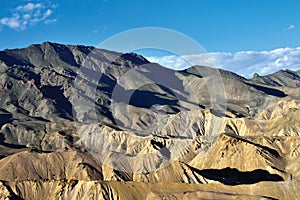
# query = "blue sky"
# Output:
<box><xmin>1</xmin><ymin>0</ymin><xmax>300</xmax><ymax>76</ymax></box>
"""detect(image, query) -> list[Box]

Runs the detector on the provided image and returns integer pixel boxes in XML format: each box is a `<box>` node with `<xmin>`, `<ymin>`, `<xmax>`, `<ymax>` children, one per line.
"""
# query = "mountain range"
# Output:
<box><xmin>0</xmin><ymin>42</ymin><xmax>300</xmax><ymax>199</ymax></box>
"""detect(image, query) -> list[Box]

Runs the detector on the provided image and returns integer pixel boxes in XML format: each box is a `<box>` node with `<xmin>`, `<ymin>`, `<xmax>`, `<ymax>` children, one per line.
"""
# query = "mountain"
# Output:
<box><xmin>0</xmin><ymin>42</ymin><xmax>300</xmax><ymax>199</ymax></box>
<box><xmin>251</xmin><ymin>69</ymin><xmax>300</xmax><ymax>88</ymax></box>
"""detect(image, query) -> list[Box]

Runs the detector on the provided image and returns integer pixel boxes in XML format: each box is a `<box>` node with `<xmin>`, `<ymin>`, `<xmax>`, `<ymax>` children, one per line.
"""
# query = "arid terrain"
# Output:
<box><xmin>0</xmin><ymin>42</ymin><xmax>300</xmax><ymax>199</ymax></box>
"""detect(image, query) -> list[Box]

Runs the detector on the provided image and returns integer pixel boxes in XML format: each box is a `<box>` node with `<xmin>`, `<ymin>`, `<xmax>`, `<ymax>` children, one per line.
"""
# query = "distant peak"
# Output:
<box><xmin>253</xmin><ymin>73</ymin><xmax>259</xmax><ymax>78</ymax></box>
<box><xmin>40</xmin><ymin>41</ymin><xmax>60</xmax><ymax>47</ymax></box>
<box><xmin>42</xmin><ymin>41</ymin><xmax>54</xmax><ymax>45</ymax></box>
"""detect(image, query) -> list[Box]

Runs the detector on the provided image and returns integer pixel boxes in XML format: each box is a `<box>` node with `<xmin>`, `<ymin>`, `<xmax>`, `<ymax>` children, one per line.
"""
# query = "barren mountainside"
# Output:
<box><xmin>0</xmin><ymin>42</ymin><xmax>300</xmax><ymax>199</ymax></box>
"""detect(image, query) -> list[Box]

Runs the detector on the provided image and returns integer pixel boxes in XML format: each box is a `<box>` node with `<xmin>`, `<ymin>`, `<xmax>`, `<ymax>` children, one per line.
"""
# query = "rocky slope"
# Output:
<box><xmin>0</xmin><ymin>42</ymin><xmax>300</xmax><ymax>199</ymax></box>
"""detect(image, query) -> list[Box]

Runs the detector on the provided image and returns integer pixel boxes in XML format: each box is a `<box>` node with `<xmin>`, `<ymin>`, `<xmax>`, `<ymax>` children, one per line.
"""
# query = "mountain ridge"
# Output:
<box><xmin>2</xmin><ymin>42</ymin><xmax>299</xmax><ymax>77</ymax></box>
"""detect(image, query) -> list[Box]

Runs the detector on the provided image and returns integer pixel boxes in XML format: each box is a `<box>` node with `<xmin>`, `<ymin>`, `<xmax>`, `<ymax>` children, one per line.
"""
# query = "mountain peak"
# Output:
<box><xmin>253</xmin><ymin>73</ymin><xmax>259</xmax><ymax>78</ymax></box>
<box><xmin>251</xmin><ymin>68</ymin><xmax>300</xmax><ymax>88</ymax></box>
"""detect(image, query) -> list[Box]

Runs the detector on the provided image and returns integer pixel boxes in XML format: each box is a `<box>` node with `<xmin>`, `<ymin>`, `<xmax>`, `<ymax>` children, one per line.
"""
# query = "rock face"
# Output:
<box><xmin>0</xmin><ymin>42</ymin><xmax>300</xmax><ymax>199</ymax></box>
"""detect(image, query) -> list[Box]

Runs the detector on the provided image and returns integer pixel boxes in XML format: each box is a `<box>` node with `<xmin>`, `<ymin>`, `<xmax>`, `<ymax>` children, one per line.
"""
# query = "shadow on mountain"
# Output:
<box><xmin>41</xmin><ymin>86</ymin><xmax>73</xmax><ymax>117</ymax></box>
<box><xmin>97</xmin><ymin>73</ymin><xmax>117</xmax><ymax>95</ymax></box>
<box><xmin>129</xmin><ymin>90</ymin><xmax>179</xmax><ymax>110</ymax></box>
<box><xmin>0</xmin><ymin>112</ymin><xmax>13</xmax><ymax>128</ymax></box>
<box><xmin>198</xmin><ymin>167</ymin><xmax>283</xmax><ymax>185</ymax></box>
<box><xmin>109</xmin><ymin>82</ymin><xmax>181</xmax><ymax>113</ymax></box>
<box><xmin>246</xmin><ymin>82</ymin><xmax>287</xmax><ymax>97</ymax></box>
<box><xmin>51</xmin><ymin>43</ymin><xmax>80</xmax><ymax>67</ymax></box>
<box><xmin>0</xmin><ymin>134</ymin><xmax>27</xmax><ymax>149</ymax></box>
<box><xmin>141</xmin><ymin>63</ymin><xmax>186</xmax><ymax>93</ymax></box>
<box><xmin>224</xmin><ymin>133</ymin><xmax>280</xmax><ymax>158</ymax></box>
<box><xmin>150</xmin><ymin>139</ymin><xmax>171</xmax><ymax>159</ymax></box>
<box><xmin>120</xmin><ymin>53</ymin><xmax>149</xmax><ymax>65</ymax></box>
<box><xmin>0</xmin><ymin>51</ymin><xmax>32</xmax><ymax>66</ymax></box>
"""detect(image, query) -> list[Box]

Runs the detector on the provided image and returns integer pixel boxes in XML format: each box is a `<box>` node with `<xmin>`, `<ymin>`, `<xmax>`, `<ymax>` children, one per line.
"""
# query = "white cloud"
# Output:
<box><xmin>289</xmin><ymin>24</ymin><xmax>295</xmax><ymax>30</ymax></box>
<box><xmin>23</xmin><ymin>14</ymin><xmax>31</xmax><ymax>20</ymax></box>
<box><xmin>147</xmin><ymin>47</ymin><xmax>300</xmax><ymax>78</ymax></box>
<box><xmin>285</xmin><ymin>24</ymin><xmax>295</xmax><ymax>31</ymax></box>
<box><xmin>16</xmin><ymin>3</ymin><xmax>42</xmax><ymax>12</ymax></box>
<box><xmin>0</xmin><ymin>2</ymin><xmax>58</xmax><ymax>31</ymax></box>
<box><xmin>0</xmin><ymin>14</ymin><xmax>23</xmax><ymax>30</ymax></box>
<box><xmin>44</xmin><ymin>19</ymin><xmax>57</xmax><ymax>24</ymax></box>
<box><xmin>43</xmin><ymin>9</ymin><xmax>52</xmax><ymax>19</ymax></box>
